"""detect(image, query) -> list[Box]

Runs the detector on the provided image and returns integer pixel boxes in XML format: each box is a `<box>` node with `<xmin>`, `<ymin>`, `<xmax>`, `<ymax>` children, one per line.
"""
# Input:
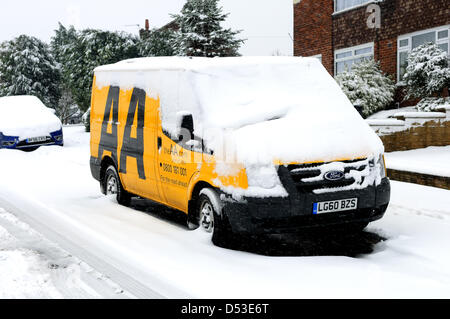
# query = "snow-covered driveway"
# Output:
<box><xmin>1</xmin><ymin>126</ymin><xmax>450</xmax><ymax>298</ymax></box>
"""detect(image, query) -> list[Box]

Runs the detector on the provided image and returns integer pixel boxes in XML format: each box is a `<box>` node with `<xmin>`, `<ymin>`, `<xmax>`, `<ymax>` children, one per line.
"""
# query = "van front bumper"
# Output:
<box><xmin>221</xmin><ymin>178</ymin><xmax>390</xmax><ymax>235</ymax></box>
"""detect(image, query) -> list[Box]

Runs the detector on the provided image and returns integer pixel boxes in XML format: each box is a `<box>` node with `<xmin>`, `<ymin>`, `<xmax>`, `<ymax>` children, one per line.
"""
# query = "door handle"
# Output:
<box><xmin>157</xmin><ymin>137</ymin><xmax>162</xmax><ymax>150</ymax></box>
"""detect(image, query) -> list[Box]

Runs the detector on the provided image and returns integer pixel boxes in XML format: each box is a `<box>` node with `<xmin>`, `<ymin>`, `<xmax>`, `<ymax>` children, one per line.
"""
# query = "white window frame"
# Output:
<box><xmin>333</xmin><ymin>0</ymin><xmax>373</xmax><ymax>14</ymax></box>
<box><xmin>309</xmin><ymin>54</ymin><xmax>322</xmax><ymax>63</ymax></box>
<box><xmin>334</xmin><ymin>42</ymin><xmax>374</xmax><ymax>75</ymax></box>
<box><xmin>397</xmin><ymin>25</ymin><xmax>450</xmax><ymax>83</ymax></box>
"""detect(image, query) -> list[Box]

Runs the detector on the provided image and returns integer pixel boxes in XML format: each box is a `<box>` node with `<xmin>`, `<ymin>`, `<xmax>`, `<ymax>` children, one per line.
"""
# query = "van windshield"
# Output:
<box><xmin>185</xmin><ymin>58</ymin><xmax>383</xmax><ymax>165</ymax></box>
<box><xmin>190</xmin><ymin>58</ymin><xmax>353</xmax><ymax>130</ymax></box>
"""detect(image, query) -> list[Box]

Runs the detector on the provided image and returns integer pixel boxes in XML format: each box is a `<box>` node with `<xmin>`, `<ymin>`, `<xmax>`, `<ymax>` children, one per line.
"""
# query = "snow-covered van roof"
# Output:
<box><xmin>94</xmin><ymin>57</ymin><xmax>384</xmax><ymax>166</ymax></box>
<box><xmin>95</xmin><ymin>56</ymin><xmax>313</xmax><ymax>72</ymax></box>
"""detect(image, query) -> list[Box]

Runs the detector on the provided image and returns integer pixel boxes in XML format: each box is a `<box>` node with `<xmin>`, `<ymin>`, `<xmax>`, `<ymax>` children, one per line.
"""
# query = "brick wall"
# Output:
<box><xmin>373</xmin><ymin>116</ymin><xmax>450</xmax><ymax>190</ymax></box>
<box><xmin>333</xmin><ymin>0</ymin><xmax>450</xmax><ymax>80</ymax></box>
<box><xmin>379</xmin><ymin>120</ymin><xmax>450</xmax><ymax>152</ymax></box>
<box><xmin>387</xmin><ymin>169</ymin><xmax>450</xmax><ymax>190</ymax></box>
<box><xmin>293</xmin><ymin>0</ymin><xmax>334</xmax><ymax>74</ymax></box>
<box><xmin>294</xmin><ymin>0</ymin><xmax>450</xmax><ymax>79</ymax></box>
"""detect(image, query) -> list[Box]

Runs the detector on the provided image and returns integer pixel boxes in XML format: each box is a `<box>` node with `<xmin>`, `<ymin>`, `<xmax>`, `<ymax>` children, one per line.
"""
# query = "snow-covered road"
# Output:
<box><xmin>0</xmin><ymin>207</ymin><xmax>131</xmax><ymax>298</ymax></box>
<box><xmin>1</xmin><ymin>126</ymin><xmax>450</xmax><ymax>298</ymax></box>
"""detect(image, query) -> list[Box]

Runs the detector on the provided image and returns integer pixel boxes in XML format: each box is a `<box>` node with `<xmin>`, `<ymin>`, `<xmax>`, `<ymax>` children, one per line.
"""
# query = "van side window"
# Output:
<box><xmin>159</xmin><ymin>72</ymin><xmax>210</xmax><ymax>153</ymax></box>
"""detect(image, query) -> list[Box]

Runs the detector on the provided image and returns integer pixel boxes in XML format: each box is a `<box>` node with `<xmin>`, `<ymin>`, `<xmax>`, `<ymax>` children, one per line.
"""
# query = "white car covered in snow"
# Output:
<box><xmin>0</xmin><ymin>96</ymin><xmax>64</xmax><ymax>151</ymax></box>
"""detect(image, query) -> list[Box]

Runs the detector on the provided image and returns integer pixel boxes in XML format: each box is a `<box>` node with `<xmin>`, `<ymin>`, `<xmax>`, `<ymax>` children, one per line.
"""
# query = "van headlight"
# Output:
<box><xmin>246</xmin><ymin>164</ymin><xmax>280</xmax><ymax>189</ymax></box>
<box><xmin>378</xmin><ymin>155</ymin><xmax>387</xmax><ymax>179</ymax></box>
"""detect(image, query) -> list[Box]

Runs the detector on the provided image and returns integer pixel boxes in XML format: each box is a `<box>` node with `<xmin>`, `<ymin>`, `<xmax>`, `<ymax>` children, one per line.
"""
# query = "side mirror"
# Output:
<box><xmin>177</xmin><ymin>112</ymin><xmax>194</xmax><ymax>140</ymax></box>
<box><xmin>354</xmin><ymin>104</ymin><xmax>364</xmax><ymax>117</ymax></box>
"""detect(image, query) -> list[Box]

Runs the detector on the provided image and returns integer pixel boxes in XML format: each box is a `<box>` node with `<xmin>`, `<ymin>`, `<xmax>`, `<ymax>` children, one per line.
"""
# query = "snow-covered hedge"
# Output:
<box><xmin>138</xmin><ymin>28</ymin><xmax>176</xmax><ymax>57</ymax></box>
<box><xmin>55</xmin><ymin>29</ymin><xmax>139</xmax><ymax>114</ymax></box>
<box><xmin>335</xmin><ymin>59</ymin><xmax>395</xmax><ymax>118</ymax></box>
<box><xmin>404</xmin><ymin>42</ymin><xmax>450</xmax><ymax>101</ymax></box>
<box><xmin>171</xmin><ymin>0</ymin><xmax>244</xmax><ymax>57</ymax></box>
<box><xmin>0</xmin><ymin>35</ymin><xmax>60</xmax><ymax>109</ymax></box>
<box><xmin>82</xmin><ymin>108</ymin><xmax>90</xmax><ymax>133</ymax></box>
<box><xmin>416</xmin><ymin>97</ymin><xmax>450</xmax><ymax>112</ymax></box>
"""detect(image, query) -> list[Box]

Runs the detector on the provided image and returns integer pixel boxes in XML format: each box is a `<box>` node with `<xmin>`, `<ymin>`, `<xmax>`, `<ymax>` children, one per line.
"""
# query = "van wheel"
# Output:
<box><xmin>197</xmin><ymin>191</ymin><xmax>230</xmax><ymax>246</ymax></box>
<box><xmin>103</xmin><ymin>165</ymin><xmax>131</xmax><ymax>206</ymax></box>
<box><xmin>351</xmin><ymin>222</ymin><xmax>369</xmax><ymax>232</ymax></box>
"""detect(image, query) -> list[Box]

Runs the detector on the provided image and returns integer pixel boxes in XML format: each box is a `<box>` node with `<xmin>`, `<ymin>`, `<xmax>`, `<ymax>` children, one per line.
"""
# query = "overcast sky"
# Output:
<box><xmin>0</xmin><ymin>0</ymin><xmax>293</xmax><ymax>56</ymax></box>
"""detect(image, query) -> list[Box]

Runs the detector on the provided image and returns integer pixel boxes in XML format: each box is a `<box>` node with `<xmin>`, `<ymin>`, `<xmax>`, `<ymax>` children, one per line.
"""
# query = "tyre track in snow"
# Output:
<box><xmin>0</xmin><ymin>207</ymin><xmax>130</xmax><ymax>299</ymax></box>
<box><xmin>0</xmin><ymin>189</ymin><xmax>185</xmax><ymax>299</ymax></box>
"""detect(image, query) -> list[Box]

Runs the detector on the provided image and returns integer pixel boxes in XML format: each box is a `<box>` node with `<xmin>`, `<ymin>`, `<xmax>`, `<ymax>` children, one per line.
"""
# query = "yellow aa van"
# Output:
<box><xmin>90</xmin><ymin>57</ymin><xmax>390</xmax><ymax>245</ymax></box>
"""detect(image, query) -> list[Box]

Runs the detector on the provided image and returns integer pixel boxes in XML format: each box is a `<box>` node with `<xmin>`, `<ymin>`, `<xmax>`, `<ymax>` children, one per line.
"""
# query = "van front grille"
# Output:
<box><xmin>285</xmin><ymin>159</ymin><xmax>369</xmax><ymax>194</ymax></box>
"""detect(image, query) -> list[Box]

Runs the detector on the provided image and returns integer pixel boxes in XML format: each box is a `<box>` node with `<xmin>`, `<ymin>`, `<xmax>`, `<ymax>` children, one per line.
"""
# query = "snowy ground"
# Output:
<box><xmin>1</xmin><ymin>125</ymin><xmax>450</xmax><ymax>298</ymax></box>
<box><xmin>385</xmin><ymin>146</ymin><xmax>450</xmax><ymax>177</ymax></box>
<box><xmin>367</xmin><ymin>106</ymin><xmax>417</xmax><ymax>119</ymax></box>
<box><xmin>0</xmin><ymin>207</ymin><xmax>130</xmax><ymax>299</ymax></box>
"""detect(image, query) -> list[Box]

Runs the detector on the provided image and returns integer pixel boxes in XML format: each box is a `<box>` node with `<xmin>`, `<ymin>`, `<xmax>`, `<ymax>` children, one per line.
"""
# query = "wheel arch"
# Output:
<box><xmin>99</xmin><ymin>155</ymin><xmax>119</xmax><ymax>195</ymax></box>
<box><xmin>187</xmin><ymin>180</ymin><xmax>218</xmax><ymax>226</ymax></box>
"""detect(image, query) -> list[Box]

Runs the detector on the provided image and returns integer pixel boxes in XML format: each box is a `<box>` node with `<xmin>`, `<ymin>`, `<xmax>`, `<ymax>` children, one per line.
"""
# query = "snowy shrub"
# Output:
<box><xmin>335</xmin><ymin>59</ymin><xmax>395</xmax><ymax>118</ymax></box>
<box><xmin>51</xmin><ymin>25</ymin><xmax>139</xmax><ymax>115</ymax></box>
<box><xmin>56</xmin><ymin>89</ymin><xmax>81</xmax><ymax>124</ymax></box>
<box><xmin>416</xmin><ymin>97</ymin><xmax>450</xmax><ymax>112</ymax></box>
<box><xmin>51</xmin><ymin>23</ymin><xmax>78</xmax><ymax>69</ymax></box>
<box><xmin>171</xmin><ymin>0</ymin><xmax>244</xmax><ymax>57</ymax></box>
<box><xmin>0</xmin><ymin>35</ymin><xmax>60</xmax><ymax>109</ymax></box>
<box><xmin>403</xmin><ymin>42</ymin><xmax>450</xmax><ymax>100</ymax></box>
<box><xmin>82</xmin><ymin>108</ymin><xmax>91</xmax><ymax>133</ymax></box>
<box><xmin>138</xmin><ymin>28</ymin><xmax>176</xmax><ymax>57</ymax></box>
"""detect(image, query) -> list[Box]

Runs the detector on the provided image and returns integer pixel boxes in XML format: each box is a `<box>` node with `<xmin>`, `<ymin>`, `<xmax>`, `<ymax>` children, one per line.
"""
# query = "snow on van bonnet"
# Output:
<box><xmin>0</xmin><ymin>96</ymin><xmax>62</xmax><ymax>139</ymax></box>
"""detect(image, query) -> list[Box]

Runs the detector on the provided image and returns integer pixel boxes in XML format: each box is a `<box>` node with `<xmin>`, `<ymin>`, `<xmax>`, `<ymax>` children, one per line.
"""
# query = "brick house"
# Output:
<box><xmin>293</xmin><ymin>0</ymin><xmax>449</xmax><ymax>105</ymax></box>
<box><xmin>139</xmin><ymin>19</ymin><xmax>179</xmax><ymax>40</ymax></box>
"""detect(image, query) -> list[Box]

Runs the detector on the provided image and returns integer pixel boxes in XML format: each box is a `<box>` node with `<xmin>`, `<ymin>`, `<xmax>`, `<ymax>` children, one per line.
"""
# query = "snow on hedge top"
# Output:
<box><xmin>95</xmin><ymin>57</ymin><xmax>384</xmax><ymax>165</ymax></box>
<box><xmin>0</xmin><ymin>96</ymin><xmax>62</xmax><ymax>139</ymax></box>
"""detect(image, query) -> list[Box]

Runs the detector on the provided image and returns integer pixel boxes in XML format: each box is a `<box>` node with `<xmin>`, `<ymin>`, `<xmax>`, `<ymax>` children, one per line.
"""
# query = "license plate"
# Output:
<box><xmin>313</xmin><ymin>198</ymin><xmax>358</xmax><ymax>215</ymax></box>
<box><xmin>28</xmin><ymin>136</ymin><xmax>47</xmax><ymax>143</ymax></box>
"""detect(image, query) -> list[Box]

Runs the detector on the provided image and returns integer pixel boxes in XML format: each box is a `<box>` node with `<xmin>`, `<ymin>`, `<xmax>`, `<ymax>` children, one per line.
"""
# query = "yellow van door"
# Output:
<box><xmin>157</xmin><ymin>133</ymin><xmax>189</xmax><ymax>211</ymax></box>
<box><xmin>157</xmin><ymin>130</ymin><xmax>199</xmax><ymax>212</ymax></box>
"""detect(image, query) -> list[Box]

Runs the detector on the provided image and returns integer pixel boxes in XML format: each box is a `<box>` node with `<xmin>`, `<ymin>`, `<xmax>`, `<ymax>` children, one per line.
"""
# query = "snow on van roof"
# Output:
<box><xmin>94</xmin><ymin>56</ymin><xmax>314</xmax><ymax>73</ymax></box>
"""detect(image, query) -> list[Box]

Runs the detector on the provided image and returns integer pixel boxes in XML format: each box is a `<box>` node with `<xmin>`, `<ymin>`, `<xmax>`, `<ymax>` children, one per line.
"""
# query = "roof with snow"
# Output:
<box><xmin>94</xmin><ymin>56</ymin><xmax>318</xmax><ymax>73</ymax></box>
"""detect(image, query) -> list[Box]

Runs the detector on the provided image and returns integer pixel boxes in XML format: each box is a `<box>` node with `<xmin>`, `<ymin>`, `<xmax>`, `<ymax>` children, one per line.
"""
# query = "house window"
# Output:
<box><xmin>334</xmin><ymin>0</ymin><xmax>371</xmax><ymax>13</ymax></box>
<box><xmin>398</xmin><ymin>25</ymin><xmax>450</xmax><ymax>82</ymax></box>
<box><xmin>310</xmin><ymin>54</ymin><xmax>322</xmax><ymax>63</ymax></box>
<box><xmin>334</xmin><ymin>43</ymin><xmax>374</xmax><ymax>75</ymax></box>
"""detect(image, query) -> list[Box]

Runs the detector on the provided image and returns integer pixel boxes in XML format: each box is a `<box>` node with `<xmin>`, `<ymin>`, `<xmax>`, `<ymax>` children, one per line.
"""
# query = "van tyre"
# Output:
<box><xmin>350</xmin><ymin>222</ymin><xmax>369</xmax><ymax>232</ymax></box>
<box><xmin>104</xmin><ymin>165</ymin><xmax>131</xmax><ymax>206</ymax></box>
<box><xmin>197</xmin><ymin>192</ymin><xmax>231</xmax><ymax>247</ymax></box>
